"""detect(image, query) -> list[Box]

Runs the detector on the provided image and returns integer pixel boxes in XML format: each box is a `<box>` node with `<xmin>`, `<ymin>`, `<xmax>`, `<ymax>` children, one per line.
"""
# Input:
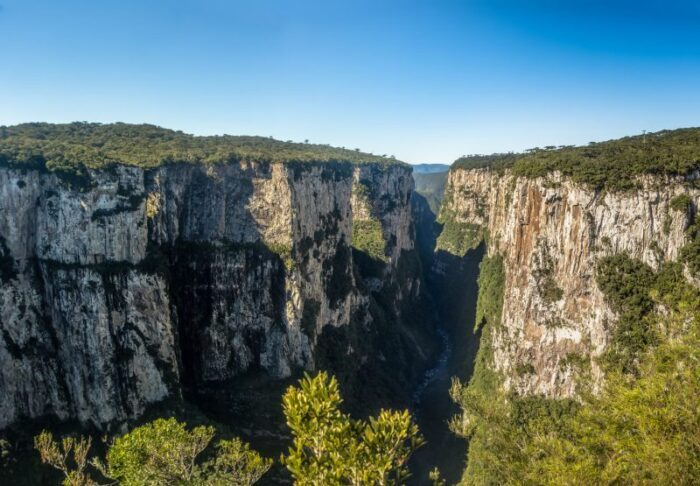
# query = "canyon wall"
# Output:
<box><xmin>0</xmin><ymin>161</ymin><xmax>429</xmax><ymax>429</ymax></box>
<box><xmin>439</xmin><ymin>168</ymin><xmax>698</xmax><ymax>397</ymax></box>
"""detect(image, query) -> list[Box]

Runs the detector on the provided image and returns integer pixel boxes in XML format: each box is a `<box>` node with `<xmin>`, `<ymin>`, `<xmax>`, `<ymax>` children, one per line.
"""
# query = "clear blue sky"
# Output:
<box><xmin>2</xmin><ymin>1</ymin><xmax>699</xmax><ymax>164</ymax></box>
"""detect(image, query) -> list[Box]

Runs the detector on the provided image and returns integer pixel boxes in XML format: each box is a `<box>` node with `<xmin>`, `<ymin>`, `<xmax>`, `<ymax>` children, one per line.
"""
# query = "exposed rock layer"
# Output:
<box><xmin>440</xmin><ymin>168</ymin><xmax>698</xmax><ymax>396</ymax></box>
<box><xmin>0</xmin><ymin>161</ymin><xmax>427</xmax><ymax>429</ymax></box>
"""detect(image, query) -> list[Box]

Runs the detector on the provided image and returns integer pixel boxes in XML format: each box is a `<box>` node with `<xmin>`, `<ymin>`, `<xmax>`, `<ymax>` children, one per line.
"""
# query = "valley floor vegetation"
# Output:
<box><xmin>24</xmin><ymin>373</ymin><xmax>435</xmax><ymax>486</ymax></box>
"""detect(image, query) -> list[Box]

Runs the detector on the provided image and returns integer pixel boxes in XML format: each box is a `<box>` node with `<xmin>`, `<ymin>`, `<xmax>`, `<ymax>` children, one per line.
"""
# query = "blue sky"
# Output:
<box><xmin>1</xmin><ymin>0</ymin><xmax>699</xmax><ymax>164</ymax></box>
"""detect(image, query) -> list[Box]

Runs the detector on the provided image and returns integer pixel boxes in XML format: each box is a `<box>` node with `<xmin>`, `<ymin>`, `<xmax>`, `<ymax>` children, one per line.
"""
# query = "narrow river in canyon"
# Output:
<box><xmin>408</xmin><ymin>245</ymin><xmax>484</xmax><ymax>484</ymax></box>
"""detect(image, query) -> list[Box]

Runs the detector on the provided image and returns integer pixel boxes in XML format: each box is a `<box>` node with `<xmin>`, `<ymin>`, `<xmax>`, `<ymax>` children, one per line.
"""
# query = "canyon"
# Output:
<box><xmin>1</xmin><ymin>124</ymin><xmax>699</xmax><ymax>484</ymax></box>
<box><xmin>0</xmin><ymin>156</ymin><xmax>436</xmax><ymax>433</ymax></box>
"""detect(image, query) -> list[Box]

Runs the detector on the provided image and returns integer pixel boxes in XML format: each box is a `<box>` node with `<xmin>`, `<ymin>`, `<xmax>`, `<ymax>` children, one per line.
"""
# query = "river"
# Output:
<box><xmin>408</xmin><ymin>245</ymin><xmax>484</xmax><ymax>485</ymax></box>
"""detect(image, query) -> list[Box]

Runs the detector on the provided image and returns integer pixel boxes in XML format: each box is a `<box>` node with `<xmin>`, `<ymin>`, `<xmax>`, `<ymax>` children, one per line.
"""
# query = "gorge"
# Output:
<box><xmin>1</xmin><ymin>124</ymin><xmax>700</xmax><ymax>484</ymax></box>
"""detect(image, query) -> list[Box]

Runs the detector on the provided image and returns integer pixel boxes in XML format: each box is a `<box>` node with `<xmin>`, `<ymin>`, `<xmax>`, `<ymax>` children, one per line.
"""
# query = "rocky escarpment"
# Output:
<box><xmin>0</xmin><ymin>160</ymin><xmax>432</xmax><ymax>430</ymax></box>
<box><xmin>439</xmin><ymin>167</ymin><xmax>698</xmax><ymax>397</ymax></box>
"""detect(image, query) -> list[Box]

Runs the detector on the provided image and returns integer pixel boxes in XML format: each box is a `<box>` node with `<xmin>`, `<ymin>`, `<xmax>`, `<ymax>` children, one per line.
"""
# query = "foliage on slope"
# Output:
<box><xmin>451</xmin><ymin>254</ymin><xmax>580</xmax><ymax>484</ymax></box>
<box><xmin>524</xmin><ymin>327</ymin><xmax>700</xmax><ymax>484</ymax></box>
<box><xmin>351</xmin><ymin>181</ymin><xmax>388</xmax><ymax>262</ymax></box>
<box><xmin>452</xmin><ymin>128</ymin><xmax>700</xmax><ymax>191</ymax></box>
<box><xmin>435</xmin><ymin>210</ymin><xmax>484</xmax><ymax>256</ymax></box>
<box><xmin>352</xmin><ymin>219</ymin><xmax>387</xmax><ymax>262</ymax></box>
<box><xmin>681</xmin><ymin>218</ymin><xmax>700</xmax><ymax>278</ymax></box>
<box><xmin>0</xmin><ymin>122</ymin><xmax>401</xmax><ymax>174</ymax></box>
<box><xmin>473</xmin><ymin>255</ymin><xmax>504</xmax><ymax>332</ymax></box>
<box><xmin>451</xmin><ymin>221</ymin><xmax>700</xmax><ymax>485</ymax></box>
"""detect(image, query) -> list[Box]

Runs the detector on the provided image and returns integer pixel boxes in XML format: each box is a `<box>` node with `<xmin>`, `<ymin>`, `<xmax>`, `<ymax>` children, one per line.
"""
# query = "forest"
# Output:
<box><xmin>0</xmin><ymin>123</ymin><xmax>399</xmax><ymax>174</ymax></box>
<box><xmin>453</xmin><ymin>128</ymin><xmax>700</xmax><ymax>190</ymax></box>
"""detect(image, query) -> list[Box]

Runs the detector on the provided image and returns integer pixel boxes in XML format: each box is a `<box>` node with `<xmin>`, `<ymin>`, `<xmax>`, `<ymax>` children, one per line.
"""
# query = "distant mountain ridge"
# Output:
<box><xmin>411</xmin><ymin>163</ymin><xmax>450</xmax><ymax>174</ymax></box>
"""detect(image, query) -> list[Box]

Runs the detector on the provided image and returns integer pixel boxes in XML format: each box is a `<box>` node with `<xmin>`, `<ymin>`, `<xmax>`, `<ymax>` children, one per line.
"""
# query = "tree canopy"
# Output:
<box><xmin>34</xmin><ymin>418</ymin><xmax>271</xmax><ymax>486</ymax></box>
<box><xmin>31</xmin><ymin>373</ymin><xmax>429</xmax><ymax>485</ymax></box>
<box><xmin>0</xmin><ymin>122</ymin><xmax>401</xmax><ymax>174</ymax></box>
<box><xmin>281</xmin><ymin>372</ymin><xmax>424</xmax><ymax>485</ymax></box>
<box><xmin>453</xmin><ymin>128</ymin><xmax>700</xmax><ymax>190</ymax></box>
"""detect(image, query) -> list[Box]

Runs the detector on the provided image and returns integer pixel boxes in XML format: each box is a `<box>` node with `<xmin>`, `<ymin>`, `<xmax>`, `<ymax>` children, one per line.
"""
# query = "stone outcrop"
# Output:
<box><xmin>0</xmin><ymin>160</ymin><xmax>427</xmax><ymax>429</ymax></box>
<box><xmin>440</xmin><ymin>168</ymin><xmax>698</xmax><ymax>397</ymax></box>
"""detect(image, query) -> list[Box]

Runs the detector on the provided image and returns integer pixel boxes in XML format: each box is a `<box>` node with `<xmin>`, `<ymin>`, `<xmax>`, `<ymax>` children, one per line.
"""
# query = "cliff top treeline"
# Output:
<box><xmin>453</xmin><ymin>127</ymin><xmax>700</xmax><ymax>190</ymax></box>
<box><xmin>0</xmin><ymin>122</ymin><xmax>402</xmax><ymax>172</ymax></box>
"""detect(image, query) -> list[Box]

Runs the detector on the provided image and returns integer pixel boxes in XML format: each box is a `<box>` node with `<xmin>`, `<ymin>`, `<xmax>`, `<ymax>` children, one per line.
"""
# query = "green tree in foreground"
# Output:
<box><xmin>281</xmin><ymin>372</ymin><xmax>424</xmax><ymax>485</ymax></box>
<box><xmin>35</xmin><ymin>418</ymin><xmax>271</xmax><ymax>485</ymax></box>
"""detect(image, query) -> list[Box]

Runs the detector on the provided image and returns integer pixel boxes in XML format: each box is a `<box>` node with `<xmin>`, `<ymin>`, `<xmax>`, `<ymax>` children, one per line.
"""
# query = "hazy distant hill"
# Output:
<box><xmin>413</xmin><ymin>170</ymin><xmax>448</xmax><ymax>214</ymax></box>
<box><xmin>412</xmin><ymin>163</ymin><xmax>450</xmax><ymax>174</ymax></box>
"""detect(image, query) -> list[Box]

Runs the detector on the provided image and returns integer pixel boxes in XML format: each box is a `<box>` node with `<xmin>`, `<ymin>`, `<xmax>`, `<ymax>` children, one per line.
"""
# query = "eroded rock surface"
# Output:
<box><xmin>0</xmin><ymin>161</ymin><xmax>428</xmax><ymax>429</ymax></box>
<box><xmin>440</xmin><ymin>168</ymin><xmax>698</xmax><ymax>396</ymax></box>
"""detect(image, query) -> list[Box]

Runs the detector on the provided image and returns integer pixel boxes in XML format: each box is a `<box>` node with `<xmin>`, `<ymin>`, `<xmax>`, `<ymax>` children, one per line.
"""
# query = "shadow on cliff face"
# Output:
<box><xmin>407</xmin><ymin>191</ymin><xmax>485</xmax><ymax>485</ymax></box>
<box><xmin>0</xmin><ymin>163</ymin><xmax>444</xmax><ymax>485</ymax></box>
<box><xmin>164</xmin><ymin>164</ymin><xmax>441</xmax><ymax>483</ymax></box>
<box><xmin>318</xmin><ymin>247</ymin><xmax>440</xmax><ymax>416</ymax></box>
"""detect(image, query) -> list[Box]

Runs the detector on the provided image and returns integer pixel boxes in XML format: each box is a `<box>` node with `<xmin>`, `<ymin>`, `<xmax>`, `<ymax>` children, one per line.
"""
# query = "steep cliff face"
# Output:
<box><xmin>0</xmin><ymin>160</ymin><xmax>428</xmax><ymax>430</ymax></box>
<box><xmin>439</xmin><ymin>168</ymin><xmax>698</xmax><ymax>397</ymax></box>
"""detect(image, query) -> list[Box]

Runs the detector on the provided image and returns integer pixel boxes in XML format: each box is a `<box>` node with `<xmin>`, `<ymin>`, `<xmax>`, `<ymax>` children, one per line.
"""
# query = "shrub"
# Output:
<box><xmin>35</xmin><ymin>419</ymin><xmax>271</xmax><ymax>486</ymax></box>
<box><xmin>281</xmin><ymin>372</ymin><xmax>424</xmax><ymax>485</ymax></box>
<box><xmin>670</xmin><ymin>193</ymin><xmax>692</xmax><ymax>213</ymax></box>
<box><xmin>34</xmin><ymin>432</ymin><xmax>95</xmax><ymax>486</ymax></box>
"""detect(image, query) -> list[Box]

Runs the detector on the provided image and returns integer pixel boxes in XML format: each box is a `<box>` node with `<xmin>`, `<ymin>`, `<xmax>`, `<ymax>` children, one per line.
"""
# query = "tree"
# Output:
<box><xmin>34</xmin><ymin>432</ymin><xmax>96</xmax><ymax>486</ymax></box>
<box><xmin>95</xmin><ymin>418</ymin><xmax>271</xmax><ymax>485</ymax></box>
<box><xmin>35</xmin><ymin>418</ymin><xmax>271</xmax><ymax>485</ymax></box>
<box><xmin>281</xmin><ymin>372</ymin><xmax>424</xmax><ymax>485</ymax></box>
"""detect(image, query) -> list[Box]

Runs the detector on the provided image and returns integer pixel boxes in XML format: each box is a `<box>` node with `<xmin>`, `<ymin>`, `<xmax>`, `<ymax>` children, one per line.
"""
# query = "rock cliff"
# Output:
<box><xmin>0</xmin><ymin>160</ymin><xmax>430</xmax><ymax>430</ymax></box>
<box><xmin>438</xmin><ymin>167</ymin><xmax>698</xmax><ymax>397</ymax></box>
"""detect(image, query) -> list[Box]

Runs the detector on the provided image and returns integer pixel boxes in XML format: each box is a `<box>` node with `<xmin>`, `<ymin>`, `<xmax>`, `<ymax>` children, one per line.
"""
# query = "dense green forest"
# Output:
<box><xmin>453</xmin><ymin>128</ymin><xmax>700</xmax><ymax>190</ymax></box>
<box><xmin>0</xmin><ymin>123</ymin><xmax>400</xmax><ymax>173</ymax></box>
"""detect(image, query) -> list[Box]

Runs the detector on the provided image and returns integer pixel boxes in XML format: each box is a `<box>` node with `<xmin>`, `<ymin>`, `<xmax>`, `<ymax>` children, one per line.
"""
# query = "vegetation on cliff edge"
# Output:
<box><xmin>453</xmin><ymin>127</ymin><xmax>700</xmax><ymax>191</ymax></box>
<box><xmin>0</xmin><ymin>123</ymin><xmax>402</xmax><ymax>174</ymax></box>
<box><xmin>351</xmin><ymin>219</ymin><xmax>388</xmax><ymax>262</ymax></box>
<box><xmin>474</xmin><ymin>254</ymin><xmax>505</xmax><ymax>332</ymax></box>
